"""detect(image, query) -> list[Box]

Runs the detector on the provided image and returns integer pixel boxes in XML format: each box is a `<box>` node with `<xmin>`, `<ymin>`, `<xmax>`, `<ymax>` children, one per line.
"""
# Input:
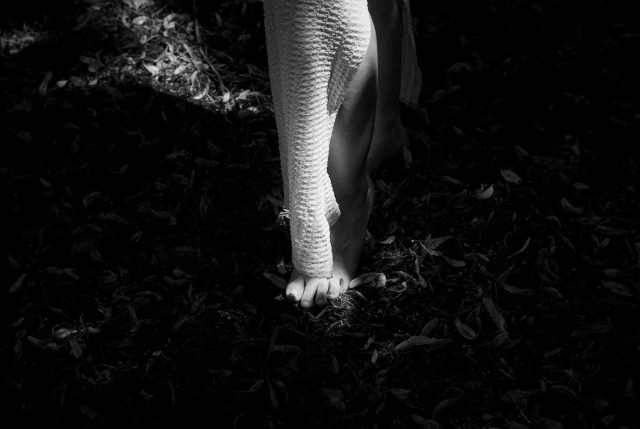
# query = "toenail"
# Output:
<box><xmin>302</xmin><ymin>300</ymin><xmax>310</xmax><ymax>307</ymax></box>
<box><xmin>287</xmin><ymin>293</ymin><xmax>297</xmax><ymax>302</ymax></box>
<box><xmin>318</xmin><ymin>299</ymin><xmax>325</xmax><ymax>305</ymax></box>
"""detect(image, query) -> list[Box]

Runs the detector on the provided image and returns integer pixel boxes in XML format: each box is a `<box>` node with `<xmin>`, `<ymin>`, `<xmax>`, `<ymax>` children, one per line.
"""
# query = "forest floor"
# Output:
<box><xmin>1</xmin><ymin>0</ymin><xmax>639</xmax><ymax>428</ymax></box>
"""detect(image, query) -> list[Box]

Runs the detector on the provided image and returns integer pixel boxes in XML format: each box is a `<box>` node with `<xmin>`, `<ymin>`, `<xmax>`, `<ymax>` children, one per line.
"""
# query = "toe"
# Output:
<box><xmin>327</xmin><ymin>278</ymin><xmax>342</xmax><ymax>300</ymax></box>
<box><xmin>300</xmin><ymin>277</ymin><xmax>320</xmax><ymax>308</ymax></box>
<box><xmin>315</xmin><ymin>280</ymin><xmax>329</xmax><ymax>306</ymax></box>
<box><xmin>285</xmin><ymin>268</ymin><xmax>305</xmax><ymax>303</ymax></box>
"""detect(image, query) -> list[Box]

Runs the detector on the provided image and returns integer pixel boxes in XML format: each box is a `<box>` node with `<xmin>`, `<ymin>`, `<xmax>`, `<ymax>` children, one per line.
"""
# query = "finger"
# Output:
<box><xmin>300</xmin><ymin>277</ymin><xmax>320</xmax><ymax>308</ymax></box>
<box><xmin>285</xmin><ymin>268</ymin><xmax>305</xmax><ymax>303</ymax></box>
<box><xmin>327</xmin><ymin>277</ymin><xmax>341</xmax><ymax>300</ymax></box>
<box><xmin>315</xmin><ymin>279</ymin><xmax>329</xmax><ymax>306</ymax></box>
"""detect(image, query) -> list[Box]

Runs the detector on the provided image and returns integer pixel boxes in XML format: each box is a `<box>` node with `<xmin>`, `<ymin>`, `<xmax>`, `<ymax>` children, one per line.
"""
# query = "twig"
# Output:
<box><xmin>199</xmin><ymin>45</ymin><xmax>227</xmax><ymax>93</ymax></box>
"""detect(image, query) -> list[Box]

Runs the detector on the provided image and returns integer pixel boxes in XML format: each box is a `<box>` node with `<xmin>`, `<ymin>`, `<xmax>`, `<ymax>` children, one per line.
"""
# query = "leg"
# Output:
<box><xmin>366</xmin><ymin>0</ymin><xmax>409</xmax><ymax>174</ymax></box>
<box><xmin>286</xmin><ymin>17</ymin><xmax>378</xmax><ymax>307</ymax></box>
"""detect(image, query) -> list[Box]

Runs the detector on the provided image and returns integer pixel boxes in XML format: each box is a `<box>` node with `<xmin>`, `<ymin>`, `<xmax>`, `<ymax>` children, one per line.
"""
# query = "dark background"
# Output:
<box><xmin>1</xmin><ymin>1</ymin><xmax>638</xmax><ymax>428</ymax></box>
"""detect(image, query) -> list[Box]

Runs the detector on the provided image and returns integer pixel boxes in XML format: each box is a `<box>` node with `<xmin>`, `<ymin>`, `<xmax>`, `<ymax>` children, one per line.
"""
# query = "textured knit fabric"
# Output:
<box><xmin>264</xmin><ymin>0</ymin><xmax>421</xmax><ymax>279</ymax></box>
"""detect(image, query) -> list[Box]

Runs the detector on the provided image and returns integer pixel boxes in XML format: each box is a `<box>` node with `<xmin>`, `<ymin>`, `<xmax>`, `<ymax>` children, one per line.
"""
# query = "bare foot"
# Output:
<box><xmin>286</xmin><ymin>176</ymin><xmax>375</xmax><ymax>307</ymax></box>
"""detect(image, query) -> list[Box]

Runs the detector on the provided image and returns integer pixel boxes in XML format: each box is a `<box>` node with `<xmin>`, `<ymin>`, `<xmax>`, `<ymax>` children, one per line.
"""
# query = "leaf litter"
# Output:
<box><xmin>1</xmin><ymin>0</ymin><xmax>638</xmax><ymax>428</ymax></box>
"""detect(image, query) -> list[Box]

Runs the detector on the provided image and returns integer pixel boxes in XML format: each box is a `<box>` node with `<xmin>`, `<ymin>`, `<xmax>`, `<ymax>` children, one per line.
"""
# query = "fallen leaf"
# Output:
<box><xmin>349</xmin><ymin>272</ymin><xmax>382</xmax><ymax>289</ymax></box>
<box><xmin>263</xmin><ymin>272</ymin><xmax>286</xmax><ymax>289</ymax></box>
<box><xmin>190</xmin><ymin>291</ymin><xmax>208</xmax><ymax>313</ymax></box>
<box><xmin>493</xmin><ymin>331</ymin><xmax>509</xmax><ymax>347</ymax></box>
<box><xmin>390</xmin><ymin>388</ymin><xmax>411</xmax><ymax>400</ymax></box>
<box><xmin>476</xmin><ymin>185</ymin><xmax>494</xmax><ymax>200</ymax></box>
<box><xmin>38</xmin><ymin>70</ymin><xmax>53</xmax><ymax>97</ymax></box>
<box><xmin>454</xmin><ymin>317</ymin><xmax>477</xmax><ymax>340</ymax></box>
<box><xmin>542</xmin><ymin>287</ymin><xmax>562</xmax><ymax>299</ymax></box>
<box><xmin>432</xmin><ymin>398</ymin><xmax>459</xmax><ymax>421</ymax></box>
<box><xmin>483</xmin><ymin>297</ymin><xmax>507</xmax><ymax>333</ymax></box>
<box><xmin>413</xmin><ymin>415</ymin><xmax>442</xmax><ymax>429</ymax></box>
<box><xmin>551</xmin><ymin>385</ymin><xmax>578</xmax><ymax>399</ymax></box>
<box><xmin>442</xmin><ymin>176</ymin><xmax>463</xmax><ymax>186</ymax></box>
<box><xmin>379</xmin><ymin>235</ymin><xmax>395</xmax><ymax>244</ymax></box>
<box><xmin>97</xmin><ymin>213</ymin><xmax>135</xmax><ymax>225</ymax></box>
<box><xmin>424</xmin><ymin>235</ymin><xmax>452</xmax><ymax>250</ymax></box>
<box><xmin>143</xmin><ymin>63</ymin><xmax>160</xmax><ymax>76</ymax></box>
<box><xmin>267</xmin><ymin>378</ymin><xmax>278</xmax><ymax>409</ymax></box>
<box><xmin>501</xmin><ymin>170</ymin><xmax>522</xmax><ymax>184</ymax></box>
<box><xmin>496</xmin><ymin>265</ymin><xmax>514</xmax><ymax>287</ymax></box>
<box><xmin>395</xmin><ymin>336</ymin><xmax>451</xmax><ymax>351</ymax></box>
<box><xmin>323</xmin><ymin>388</ymin><xmax>345</xmax><ymax>411</ymax></box>
<box><xmin>530</xmin><ymin>416</ymin><xmax>564</xmax><ymax>429</ymax></box>
<box><xmin>502</xmin><ymin>284</ymin><xmax>534</xmax><ymax>296</ymax></box>
<box><xmin>501</xmin><ymin>390</ymin><xmax>537</xmax><ymax>407</ymax></box>
<box><xmin>7</xmin><ymin>254</ymin><xmax>20</xmax><ymax>270</ymax></box>
<box><xmin>514</xmin><ymin>145</ymin><xmax>529</xmax><ymax>158</ymax></box>
<box><xmin>531</xmin><ymin>2</ymin><xmax>546</xmax><ymax>17</ymax></box>
<box><xmin>9</xmin><ymin>273</ymin><xmax>27</xmax><ymax>293</ymax></box>
<box><xmin>447</xmin><ymin>62</ymin><xmax>471</xmax><ymax>73</ymax></box>
<box><xmin>53</xmin><ymin>327</ymin><xmax>77</xmax><ymax>340</ymax></box>
<box><xmin>452</xmin><ymin>126</ymin><xmax>466</xmax><ymax>137</ymax></box>
<box><xmin>563</xmin><ymin>92</ymin><xmax>589</xmax><ymax>105</ymax></box>
<box><xmin>243</xmin><ymin>379</ymin><xmax>264</xmax><ymax>393</ymax></box>
<box><xmin>271</xmin><ymin>345</ymin><xmax>302</xmax><ymax>353</ymax></box>
<box><xmin>505</xmin><ymin>420</ymin><xmax>531</xmax><ymax>429</ymax></box>
<box><xmin>443</xmin><ymin>256</ymin><xmax>465</xmax><ymax>267</ymax></box>
<box><xmin>420</xmin><ymin>318</ymin><xmax>438</xmax><ymax>337</ymax></box>
<box><xmin>69</xmin><ymin>336</ymin><xmax>83</xmax><ymax>358</ymax></box>
<box><xmin>603</xmin><ymin>281</ymin><xmax>632</xmax><ymax>297</ymax></box>
<box><xmin>507</xmin><ymin>237</ymin><xmax>530</xmax><ymax>259</ymax></box>
<box><xmin>463</xmin><ymin>252</ymin><xmax>489</xmax><ymax>262</ymax></box>
<box><xmin>594</xmin><ymin>225</ymin><xmax>628</xmax><ymax>235</ymax></box>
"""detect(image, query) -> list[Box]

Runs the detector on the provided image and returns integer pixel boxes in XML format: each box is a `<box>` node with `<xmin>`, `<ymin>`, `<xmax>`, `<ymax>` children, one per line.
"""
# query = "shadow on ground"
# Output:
<box><xmin>2</xmin><ymin>1</ymin><xmax>640</xmax><ymax>428</ymax></box>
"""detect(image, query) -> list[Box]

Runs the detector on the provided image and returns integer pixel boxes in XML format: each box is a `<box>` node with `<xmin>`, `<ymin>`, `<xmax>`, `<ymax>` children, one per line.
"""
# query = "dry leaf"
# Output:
<box><xmin>560</xmin><ymin>197</ymin><xmax>584</xmax><ymax>214</ymax></box>
<box><xmin>507</xmin><ymin>237</ymin><xmax>530</xmax><ymax>258</ymax></box>
<box><xmin>395</xmin><ymin>336</ymin><xmax>450</xmax><ymax>351</ymax></box>
<box><xmin>413</xmin><ymin>415</ymin><xmax>442</xmax><ymax>429</ymax></box>
<box><xmin>603</xmin><ymin>281</ymin><xmax>632</xmax><ymax>297</ymax></box>
<box><xmin>454</xmin><ymin>317</ymin><xmax>477</xmax><ymax>340</ymax></box>
<box><xmin>9</xmin><ymin>273</ymin><xmax>27</xmax><ymax>293</ymax></box>
<box><xmin>447</xmin><ymin>62</ymin><xmax>471</xmax><ymax>73</ymax></box>
<box><xmin>263</xmin><ymin>273</ymin><xmax>286</xmax><ymax>289</ymax></box>
<box><xmin>551</xmin><ymin>385</ymin><xmax>578</xmax><ymax>399</ymax></box>
<box><xmin>443</xmin><ymin>256</ymin><xmax>465</xmax><ymax>267</ymax></box>
<box><xmin>420</xmin><ymin>318</ymin><xmax>438</xmax><ymax>337</ymax></box>
<box><xmin>501</xmin><ymin>169</ymin><xmax>522</xmax><ymax>184</ymax></box>
<box><xmin>502</xmin><ymin>283</ymin><xmax>534</xmax><ymax>296</ymax></box>
<box><xmin>379</xmin><ymin>235</ymin><xmax>395</xmax><ymax>244</ymax></box>
<box><xmin>432</xmin><ymin>398</ymin><xmax>460</xmax><ymax>421</ymax></box>
<box><xmin>143</xmin><ymin>63</ymin><xmax>160</xmax><ymax>76</ymax></box>
<box><xmin>482</xmin><ymin>297</ymin><xmax>507</xmax><ymax>333</ymax></box>
<box><xmin>424</xmin><ymin>235</ymin><xmax>452</xmax><ymax>250</ymax></box>
<box><xmin>476</xmin><ymin>185</ymin><xmax>494</xmax><ymax>200</ymax></box>
<box><xmin>349</xmin><ymin>272</ymin><xmax>382</xmax><ymax>289</ymax></box>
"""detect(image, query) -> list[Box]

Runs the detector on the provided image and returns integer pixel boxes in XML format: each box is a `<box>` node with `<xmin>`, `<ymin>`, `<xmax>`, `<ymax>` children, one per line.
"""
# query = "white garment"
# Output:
<box><xmin>263</xmin><ymin>0</ymin><xmax>421</xmax><ymax>279</ymax></box>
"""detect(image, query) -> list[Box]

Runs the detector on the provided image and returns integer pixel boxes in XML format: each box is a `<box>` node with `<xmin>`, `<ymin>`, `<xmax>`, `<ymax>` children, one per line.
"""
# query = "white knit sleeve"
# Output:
<box><xmin>263</xmin><ymin>0</ymin><xmax>371</xmax><ymax>279</ymax></box>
